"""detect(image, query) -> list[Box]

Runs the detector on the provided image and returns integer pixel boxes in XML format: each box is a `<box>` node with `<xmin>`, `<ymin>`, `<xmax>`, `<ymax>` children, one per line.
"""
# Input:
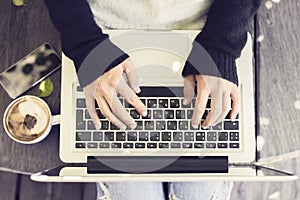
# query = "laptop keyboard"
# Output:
<box><xmin>74</xmin><ymin>85</ymin><xmax>240</xmax><ymax>151</ymax></box>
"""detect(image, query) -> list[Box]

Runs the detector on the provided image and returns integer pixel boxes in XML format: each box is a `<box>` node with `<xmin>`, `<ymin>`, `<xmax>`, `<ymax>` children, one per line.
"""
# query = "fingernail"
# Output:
<box><xmin>95</xmin><ymin>122</ymin><xmax>101</xmax><ymax>130</ymax></box>
<box><xmin>192</xmin><ymin>124</ymin><xmax>198</xmax><ymax>129</ymax></box>
<box><xmin>201</xmin><ymin>125</ymin><xmax>208</xmax><ymax>129</ymax></box>
<box><xmin>135</xmin><ymin>88</ymin><xmax>141</xmax><ymax>93</ymax></box>
<box><xmin>183</xmin><ymin>99</ymin><xmax>187</xmax><ymax>105</ymax></box>
<box><xmin>142</xmin><ymin>111</ymin><xmax>147</xmax><ymax>117</ymax></box>
<box><xmin>120</xmin><ymin>125</ymin><xmax>126</xmax><ymax>130</ymax></box>
<box><xmin>130</xmin><ymin>123</ymin><xmax>137</xmax><ymax>130</ymax></box>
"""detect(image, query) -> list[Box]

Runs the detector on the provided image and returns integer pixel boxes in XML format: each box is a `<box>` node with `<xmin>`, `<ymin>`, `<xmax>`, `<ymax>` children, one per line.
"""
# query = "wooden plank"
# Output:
<box><xmin>0</xmin><ymin>171</ymin><xmax>18</xmax><ymax>200</ymax></box>
<box><xmin>51</xmin><ymin>183</ymin><xmax>84</xmax><ymax>200</ymax></box>
<box><xmin>0</xmin><ymin>0</ymin><xmax>63</xmax><ymax>173</ymax></box>
<box><xmin>83</xmin><ymin>183</ymin><xmax>97</xmax><ymax>200</ymax></box>
<box><xmin>256</xmin><ymin>0</ymin><xmax>300</xmax><ymax>156</ymax></box>
<box><xmin>19</xmin><ymin>174</ymin><xmax>52</xmax><ymax>200</ymax></box>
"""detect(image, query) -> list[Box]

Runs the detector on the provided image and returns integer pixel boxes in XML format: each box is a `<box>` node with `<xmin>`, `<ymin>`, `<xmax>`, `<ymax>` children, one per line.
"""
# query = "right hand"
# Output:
<box><xmin>83</xmin><ymin>58</ymin><xmax>147</xmax><ymax>130</ymax></box>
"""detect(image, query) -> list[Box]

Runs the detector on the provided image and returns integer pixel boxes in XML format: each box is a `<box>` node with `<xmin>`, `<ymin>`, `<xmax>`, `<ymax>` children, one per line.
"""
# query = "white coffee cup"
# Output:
<box><xmin>3</xmin><ymin>95</ymin><xmax>60</xmax><ymax>144</ymax></box>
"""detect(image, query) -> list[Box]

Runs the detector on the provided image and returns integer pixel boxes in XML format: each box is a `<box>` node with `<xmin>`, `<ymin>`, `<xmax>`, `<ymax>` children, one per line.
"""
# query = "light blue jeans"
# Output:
<box><xmin>96</xmin><ymin>181</ymin><xmax>233</xmax><ymax>200</ymax></box>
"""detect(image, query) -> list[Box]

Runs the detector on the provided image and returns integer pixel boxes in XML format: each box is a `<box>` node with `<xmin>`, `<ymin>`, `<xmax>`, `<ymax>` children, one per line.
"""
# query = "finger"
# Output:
<box><xmin>183</xmin><ymin>75</ymin><xmax>195</xmax><ymax>105</ymax></box>
<box><xmin>96</xmin><ymin>95</ymin><xmax>126</xmax><ymax>130</ymax></box>
<box><xmin>110</xmin><ymin>94</ymin><xmax>137</xmax><ymax>129</ymax></box>
<box><xmin>191</xmin><ymin>77</ymin><xmax>209</xmax><ymax>128</ymax></box>
<box><xmin>230</xmin><ymin>87</ymin><xmax>240</xmax><ymax>121</ymax></box>
<box><xmin>214</xmin><ymin>91</ymin><xmax>231</xmax><ymax>125</ymax></box>
<box><xmin>122</xmin><ymin>59</ymin><xmax>141</xmax><ymax>93</ymax></box>
<box><xmin>117</xmin><ymin>78</ymin><xmax>147</xmax><ymax>116</ymax></box>
<box><xmin>85</xmin><ymin>95</ymin><xmax>101</xmax><ymax>130</ymax></box>
<box><xmin>202</xmin><ymin>92</ymin><xmax>222</xmax><ymax>128</ymax></box>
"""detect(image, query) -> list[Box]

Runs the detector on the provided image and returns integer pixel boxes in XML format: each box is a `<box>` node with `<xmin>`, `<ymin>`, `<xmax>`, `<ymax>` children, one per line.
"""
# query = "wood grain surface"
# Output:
<box><xmin>0</xmin><ymin>0</ymin><xmax>300</xmax><ymax>199</ymax></box>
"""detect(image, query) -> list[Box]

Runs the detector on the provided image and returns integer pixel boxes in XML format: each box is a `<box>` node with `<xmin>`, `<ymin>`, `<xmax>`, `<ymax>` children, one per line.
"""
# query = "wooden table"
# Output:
<box><xmin>0</xmin><ymin>0</ymin><xmax>300</xmax><ymax>199</ymax></box>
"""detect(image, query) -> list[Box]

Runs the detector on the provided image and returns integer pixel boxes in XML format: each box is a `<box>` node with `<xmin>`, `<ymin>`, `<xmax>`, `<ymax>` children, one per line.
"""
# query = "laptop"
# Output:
<box><xmin>31</xmin><ymin>30</ymin><xmax>297</xmax><ymax>182</ymax></box>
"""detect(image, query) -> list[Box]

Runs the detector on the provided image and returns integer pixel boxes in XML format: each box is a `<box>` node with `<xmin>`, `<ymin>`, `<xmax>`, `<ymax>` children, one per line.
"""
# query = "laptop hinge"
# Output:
<box><xmin>87</xmin><ymin>156</ymin><xmax>228</xmax><ymax>174</ymax></box>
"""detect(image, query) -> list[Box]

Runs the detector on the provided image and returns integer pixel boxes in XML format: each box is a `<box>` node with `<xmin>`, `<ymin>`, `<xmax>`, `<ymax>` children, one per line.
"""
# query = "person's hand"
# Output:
<box><xmin>183</xmin><ymin>75</ymin><xmax>240</xmax><ymax>129</ymax></box>
<box><xmin>83</xmin><ymin>58</ymin><xmax>147</xmax><ymax>130</ymax></box>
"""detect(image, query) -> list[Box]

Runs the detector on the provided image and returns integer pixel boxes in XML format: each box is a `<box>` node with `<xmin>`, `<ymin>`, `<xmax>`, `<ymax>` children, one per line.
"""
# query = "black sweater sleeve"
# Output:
<box><xmin>182</xmin><ymin>0</ymin><xmax>262</xmax><ymax>85</ymax></box>
<box><xmin>43</xmin><ymin>0</ymin><xmax>128</xmax><ymax>87</ymax></box>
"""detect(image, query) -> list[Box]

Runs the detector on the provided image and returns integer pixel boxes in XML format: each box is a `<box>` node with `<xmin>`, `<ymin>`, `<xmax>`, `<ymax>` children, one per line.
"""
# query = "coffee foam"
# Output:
<box><xmin>6</xmin><ymin>97</ymin><xmax>50</xmax><ymax>141</ymax></box>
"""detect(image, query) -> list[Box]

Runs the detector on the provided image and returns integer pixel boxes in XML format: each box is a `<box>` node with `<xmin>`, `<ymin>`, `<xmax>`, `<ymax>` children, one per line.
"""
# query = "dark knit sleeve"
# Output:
<box><xmin>43</xmin><ymin>0</ymin><xmax>128</xmax><ymax>87</ymax></box>
<box><xmin>182</xmin><ymin>0</ymin><xmax>262</xmax><ymax>85</ymax></box>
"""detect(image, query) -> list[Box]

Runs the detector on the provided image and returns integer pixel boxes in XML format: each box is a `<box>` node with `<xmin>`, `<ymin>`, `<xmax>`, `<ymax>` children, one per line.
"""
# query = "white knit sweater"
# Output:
<box><xmin>87</xmin><ymin>0</ymin><xmax>213</xmax><ymax>30</ymax></box>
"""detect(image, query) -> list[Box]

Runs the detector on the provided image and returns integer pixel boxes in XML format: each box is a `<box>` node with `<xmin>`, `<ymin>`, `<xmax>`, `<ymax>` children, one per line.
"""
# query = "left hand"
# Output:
<box><xmin>183</xmin><ymin>75</ymin><xmax>240</xmax><ymax>128</ymax></box>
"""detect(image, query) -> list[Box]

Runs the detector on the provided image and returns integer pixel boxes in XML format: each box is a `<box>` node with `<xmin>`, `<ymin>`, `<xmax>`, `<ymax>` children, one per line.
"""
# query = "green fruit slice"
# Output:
<box><xmin>38</xmin><ymin>78</ymin><xmax>54</xmax><ymax>98</ymax></box>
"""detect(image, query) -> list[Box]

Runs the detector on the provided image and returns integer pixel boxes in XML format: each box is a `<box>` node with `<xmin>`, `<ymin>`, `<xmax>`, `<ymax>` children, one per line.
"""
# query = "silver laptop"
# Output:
<box><xmin>31</xmin><ymin>30</ymin><xmax>297</xmax><ymax>182</ymax></box>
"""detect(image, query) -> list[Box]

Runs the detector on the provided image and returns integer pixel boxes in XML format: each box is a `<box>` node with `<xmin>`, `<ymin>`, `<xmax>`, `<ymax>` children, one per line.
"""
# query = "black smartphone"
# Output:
<box><xmin>0</xmin><ymin>43</ymin><xmax>61</xmax><ymax>98</ymax></box>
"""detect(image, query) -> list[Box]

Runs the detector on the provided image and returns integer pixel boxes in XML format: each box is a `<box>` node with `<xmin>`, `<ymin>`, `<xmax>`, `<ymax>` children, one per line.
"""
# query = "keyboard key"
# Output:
<box><xmin>147</xmin><ymin>99</ymin><xmax>157</xmax><ymax>108</ymax></box>
<box><xmin>230</xmin><ymin>132</ymin><xmax>239</xmax><ymax>141</ymax></box>
<box><xmin>75</xmin><ymin>143</ymin><xmax>86</xmax><ymax>148</ymax></box>
<box><xmin>139</xmin><ymin>132</ymin><xmax>149</xmax><ymax>141</ymax></box>
<box><xmin>104</xmin><ymin>132</ymin><xmax>114</xmax><ymax>141</ymax></box>
<box><xmin>130</xmin><ymin>110</ymin><xmax>140</xmax><ymax>119</ymax></box>
<box><xmin>135</xmin><ymin>121</ymin><xmax>143</xmax><ymax>130</ymax></box>
<box><xmin>144</xmin><ymin>121</ymin><xmax>154</xmax><ymax>130</ymax></box>
<box><xmin>173</xmin><ymin>132</ymin><xmax>183</xmax><ymax>141</ymax></box>
<box><xmin>76</xmin><ymin>132</ymin><xmax>91</xmax><ymax>141</ymax></box>
<box><xmin>167</xmin><ymin>121</ymin><xmax>177</xmax><ymax>130</ymax></box>
<box><xmin>87</xmin><ymin>143</ymin><xmax>97</xmax><ymax>148</ymax></box>
<box><xmin>196</xmin><ymin>132</ymin><xmax>205</xmax><ymax>141</ymax></box>
<box><xmin>153</xmin><ymin>110</ymin><xmax>163</xmax><ymax>119</ymax></box>
<box><xmin>85</xmin><ymin>110</ymin><xmax>91</xmax><ymax>119</ymax></box>
<box><xmin>140</xmin><ymin>99</ymin><xmax>146</xmax><ymax>105</ymax></box>
<box><xmin>218</xmin><ymin>132</ymin><xmax>228</xmax><ymax>141</ymax></box>
<box><xmin>150</xmin><ymin>132</ymin><xmax>160</xmax><ymax>141</ymax></box>
<box><xmin>184</xmin><ymin>132</ymin><xmax>194</xmax><ymax>141</ymax></box>
<box><xmin>181</xmin><ymin>99</ymin><xmax>191</xmax><ymax>108</ymax></box>
<box><xmin>76</xmin><ymin>86</ymin><xmax>83</xmax><ymax>91</ymax></box>
<box><xmin>93</xmin><ymin>132</ymin><xmax>103</xmax><ymax>141</ymax></box>
<box><xmin>183</xmin><ymin>143</ymin><xmax>192</xmax><ymax>148</ymax></box>
<box><xmin>159</xmin><ymin>143</ymin><xmax>169</xmax><ymax>148</ymax></box>
<box><xmin>111</xmin><ymin>143</ymin><xmax>121</xmax><ymax>148</ymax></box>
<box><xmin>224</xmin><ymin>121</ymin><xmax>239</xmax><ymax>130</ymax></box>
<box><xmin>128</xmin><ymin>132</ymin><xmax>137</xmax><ymax>141</ymax></box>
<box><xmin>202</xmin><ymin>110</ymin><xmax>208</xmax><ymax>119</ymax></box>
<box><xmin>229</xmin><ymin>143</ymin><xmax>240</xmax><ymax>148</ymax></box>
<box><xmin>87</xmin><ymin>121</ymin><xmax>96</xmax><ymax>130</ymax></box>
<box><xmin>162</xmin><ymin>132</ymin><xmax>171</xmax><ymax>141</ymax></box>
<box><xmin>76</xmin><ymin>110</ymin><xmax>83</xmax><ymax>121</ymax></box>
<box><xmin>170</xmin><ymin>99</ymin><xmax>180</xmax><ymax>108</ymax></box>
<box><xmin>194</xmin><ymin>143</ymin><xmax>204</xmax><ymax>148</ymax></box>
<box><xmin>155</xmin><ymin>121</ymin><xmax>166</xmax><ymax>130</ymax></box>
<box><xmin>176</xmin><ymin>110</ymin><xmax>185</xmax><ymax>119</ymax></box>
<box><xmin>135</xmin><ymin>143</ymin><xmax>146</xmax><ymax>148</ymax></box>
<box><xmin>100</xmin><ymin>121</ymin><xmax>109</xmax><ymax>130</ymax></box>
<box><xmin>147</xmin><ymin>143</ymin><xmax>157</xmax><ymax>148</ymax></box>
<box><xmin>96</xmin><ymin>110</ymin><xmax>106</xmax><ymax>119</ymax></box>
<box><xmin>226</xmin><ymin>112</ymin><xmax>239</xmax><ymax>120</ymax></box>
<box><xmin>207</xmin><ymin>132</ymin><xmax>217</xmax><ymax>141</ymax></box>
<box><xmin>118</xmin><ymin>98</ymin><xmax>124</xmax><ymax>106</ymax></box>
<box><xmin>179</xmin><ymin>121</ymin><xmax>188</xmax><ymax>130</ymax></box>
<box><xmin>192</xmin><ymin>99</ymin><xmax>196</xmax><ymax>108</ymax></box>
<box><xmin>164</xmin><ymin>110</ymin><xmax>174</xmax><ymax>119</ymax></box>
<box><xmin>218</xmin><ymin>143</ymin><xmax>228</xmax><ymax>148</ymax></box>
<box><xmin>187</xmin><ymin>110</ymin><xmax>193</xmax><ymax>119</ymax></box>
<box><xmin>159</xmin><ymin>99</ymin><xmax>168</xmax><ymax>108</ymax></box>
<box><xmin>123</xmin><ymin>143</ymin><xmax>134</xmax><ymax>148</ymax></box>
<box><xmin>171</xmin><ymin>143</ymin><xmax>181</xmax><ymax>148</ymax></box>
<box><xmin>99</xmin><ymin>143</ymin><xmax>109</xmax><ymax>148</ymax></box>
<box><xmin>76</xmin><ymin>99</ymin><xmax>86</xmax><ymax>108</ymax></box>
<box><xmin>116</xmin><ymin>132</ymin><xmax>126</xmax><ymax>141</ymax></box>
<box><xmin>212</xmin><ymin>122</ymin><xmax>222</xmax><ymax>130</ymax></box>
<box><xmin>110</xmin><ymin>122</ymin><xmax>118</xmax><ymax>130</ymax></box>
<box><xmin>142</xmin><ymin>110</ymin><xmax>151</xmax><ymax>119</ymax></box>
<box><xmin>206</xmin><ymin>143</ymin><xmax>216</xmax><ymax>148</ymax></box>
<box><xmin>76</xmin><ymin>121</ymin><xmax>86</xmax><ymax>130</ymax></box>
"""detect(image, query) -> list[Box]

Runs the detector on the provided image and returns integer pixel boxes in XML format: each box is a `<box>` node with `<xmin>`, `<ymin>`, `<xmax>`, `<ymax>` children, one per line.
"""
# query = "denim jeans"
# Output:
<box><xmin>96</xmin><ymin>181</ymin><xmax>233</xmax><ymax>200</ymax></box>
